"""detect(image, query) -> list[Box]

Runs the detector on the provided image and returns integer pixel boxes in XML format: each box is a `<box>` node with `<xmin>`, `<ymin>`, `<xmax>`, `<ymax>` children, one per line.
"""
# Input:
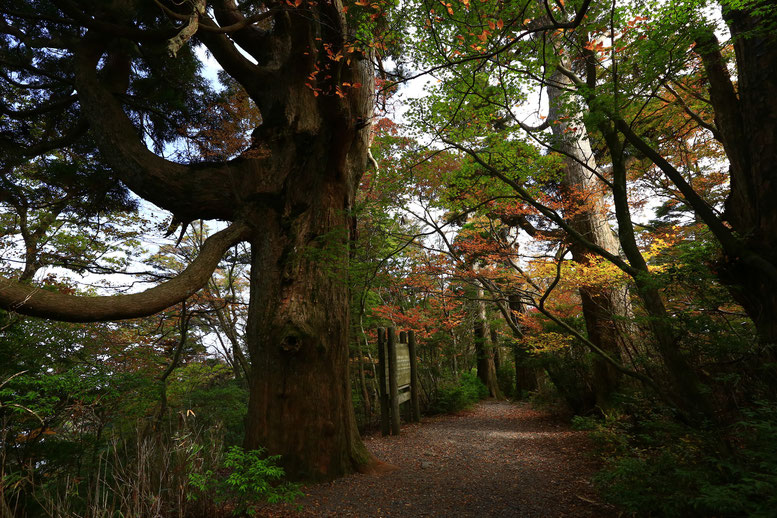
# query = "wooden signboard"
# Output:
<box><xmin>385</xmin><ymin>343</ymin><xmax>411</xmax><ymax>392</ymax></box>
<box><xmin>377</xmin><ymin>327</ymin><xmax>420</xmax><ymax>436</ymax></box>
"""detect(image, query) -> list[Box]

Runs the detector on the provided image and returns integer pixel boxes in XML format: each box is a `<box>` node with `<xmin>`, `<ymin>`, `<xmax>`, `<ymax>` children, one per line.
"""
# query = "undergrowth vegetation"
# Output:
<box><xmin>0</xmin><ymin>316</ymin><xmax>298</xmax><ymax>518</ymax></box>
<box><xmin>571</xmin><ymin>403</ymin><xmax>777</xmax><ymax>517</ymax></box>
<box><xmin>428</xmin><ymin>372</ymin><xmax>489</xmax><ymax>414</ymax></box>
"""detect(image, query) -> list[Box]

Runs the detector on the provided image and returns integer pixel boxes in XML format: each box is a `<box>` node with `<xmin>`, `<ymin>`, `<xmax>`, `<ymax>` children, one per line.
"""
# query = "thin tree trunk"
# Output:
<box><xmin>490</xmin><ymin>328</ymin><xmax>502</xmax><ymax>371</ymax></box>
<box><xmin>601</xmin><ymin>125</ymin><xmax>717</xmax><ymax>422</ymax></box>
<box><xmin>358</xmin><ymin>318</ymin><xmax>372</xmax><ymax>420</ymax></box>
<box><xmin>473</xmin><ymin>279</ymin><xmax>504</xmax><ymax>399</ymax></box>
<box><xmin>508</xmin><ymin>294</ymin><xmax>539</xmax><ymax>395</ymax></box>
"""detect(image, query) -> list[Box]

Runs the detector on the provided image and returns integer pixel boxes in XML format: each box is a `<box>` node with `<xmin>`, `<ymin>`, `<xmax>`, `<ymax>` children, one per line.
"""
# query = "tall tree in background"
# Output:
<box><xmin>473</xmin><ymin>269</ymin><xmax>503</xmax><ymax>398</ymax></box>
<box><xmin>546</xmin><ymin>66</ymin><xmax>629</xmax><ymax>408</ymax></box>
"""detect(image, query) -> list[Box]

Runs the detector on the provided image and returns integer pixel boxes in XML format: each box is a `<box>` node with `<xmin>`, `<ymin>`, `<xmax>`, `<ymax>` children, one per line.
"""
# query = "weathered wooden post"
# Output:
<box><xmin>377</xmin><ymin>327</ymin><xmax>390</xmax><ymax>436</ymax></box>
<box><xmin>387</xmin><ymin>327</ymin><xmax>401</xmax><ymax>435</ymax></box>
<box><xmin>399</xmin><ymin>331</ymin><xmax>410</xmax><ymax>423</ymax></box>
<box><xmin>408</xmin><ymin>330</ymin><xmax>421</xmax><ymax>422</ymax></box>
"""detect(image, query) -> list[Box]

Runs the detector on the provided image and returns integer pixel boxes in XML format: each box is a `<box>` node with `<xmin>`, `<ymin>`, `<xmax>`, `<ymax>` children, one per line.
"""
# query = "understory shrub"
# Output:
<box><xmin>584</xmin><ymin>403</ymin><xmax>777</xmax><ymax>517</ymax></box>
<box><xmin>5</xmin><ymin>423</ymin><xmax>300</xmax><ymax>518</ymax></box>
<box><xmin>0</xmin><ymin>363</ymin><xmax>282</xmax><ymax>518</ymax></box>
<box><xmin>429</xmin><ymin>372</ymin><xmax>488</xmax><ymax>414</ymax></box>
<box><xmin>188</xmin><ymin>445</ymin><xmax>302</xmax><ymax>516</ymax></box>
<box><xmin>496</xmin><ymin>364</ymin><xmax>516</xmax><ymax>399</ymax></box>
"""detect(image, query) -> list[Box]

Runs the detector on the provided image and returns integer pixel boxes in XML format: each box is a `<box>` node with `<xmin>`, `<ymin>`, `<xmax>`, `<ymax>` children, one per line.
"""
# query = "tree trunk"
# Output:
<box><xmin>243</xmin><ymin>192</ymin><xmax>370</xmax><ymax>479</ymax></box>
<box><xmin>357</xmin><ymin>322</ymin><xmax>372</xmax><ymax>421</ymax></box>
<box><xmin>473</xmin><ymin>281</ymin><xmax>504</xmax><ymax>399</ymax></box>
<box><xmin>547</xmin><ymin>69</ymin><xmax>630</xmax><ymax>407</ymax></box>
<box><xmin>699</xmin><ymin>11</ymin><xmax>777</xmax><ymax>364</ymax></box>
<box><xmin>508</xmin><ymin>294</ymin><xmax>539</xmax><ymax>395</ymax></box>
<box><xmin>0</xmin><ymin>0</ymin><xmax>380</xmax><ymax>483</ymax></box>
<box><xmin>601</xmin><ymin>125</ymin><xmax>717</xmax><ymax>422</ymax></box>
<box><xmin>240</xmin><ymin>38</ymin><xmax>377</xmax><ymax>478</ymax></box>
<box><xmin>490</xmin><ymin>328</ymin><xmax>502</xmax><ymax>371</ymax></box>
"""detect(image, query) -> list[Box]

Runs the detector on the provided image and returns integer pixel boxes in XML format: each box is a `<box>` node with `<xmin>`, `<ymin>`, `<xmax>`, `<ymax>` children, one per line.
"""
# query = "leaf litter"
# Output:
<box><xmin>258</xmin><ymin>400</ymin><xmax>615</xmax><ymax>517</ymax></box>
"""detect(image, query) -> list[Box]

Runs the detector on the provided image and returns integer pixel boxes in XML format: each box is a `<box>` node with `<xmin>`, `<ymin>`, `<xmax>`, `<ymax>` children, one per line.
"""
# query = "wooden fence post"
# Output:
<box><xmin>408</xmin><ymin>330</ymin><xmax>421</xmax><ymax>422</ymax></box>
<box><xmin>387</xmin><ymin>327</ymin><xmax>400</xmax><ymax>435</ymax></box>
<box><xmin>377</xmin><ymin>327</ymin><xmax>390</xmax><ymax>436</ymax></box>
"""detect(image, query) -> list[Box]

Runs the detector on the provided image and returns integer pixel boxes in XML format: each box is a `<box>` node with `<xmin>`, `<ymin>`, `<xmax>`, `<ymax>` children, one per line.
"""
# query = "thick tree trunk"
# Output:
<box><xmin>547</xmin><ymin>69</ymin><xmax>630</xmax><ymax>407</ymax></box>
<box><xmin>243</xmin><ymin>168</ymin><xmax>370</xmax><ymax>480</ymax></box>
<box><xmin>0</xmin><ymin>0</ymin><xmax>380</xmax><ymax>483</ymax></box>
<box><xmin>701</xmin><ymin>11</ymin><xmax>777</xmax><ymax>363</ymax></box>
<box><xmin>239</xmin><ymin>32</ymin><xmax>377</xmax><ymax>477</ymax></box>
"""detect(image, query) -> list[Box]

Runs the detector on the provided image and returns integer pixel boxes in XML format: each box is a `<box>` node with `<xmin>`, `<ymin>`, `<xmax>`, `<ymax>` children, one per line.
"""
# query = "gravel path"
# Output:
<box><xmin>262</xmin><ymin>400</ymin><xmax>614</xmax><ymax>517</ymax></box>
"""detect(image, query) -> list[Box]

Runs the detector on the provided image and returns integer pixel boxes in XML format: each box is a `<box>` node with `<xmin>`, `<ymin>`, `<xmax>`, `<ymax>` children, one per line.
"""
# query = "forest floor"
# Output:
<box><xmin>259</xmin><ymin>400</ymin><xmax>616</xmax><ymax>517</ymax></box>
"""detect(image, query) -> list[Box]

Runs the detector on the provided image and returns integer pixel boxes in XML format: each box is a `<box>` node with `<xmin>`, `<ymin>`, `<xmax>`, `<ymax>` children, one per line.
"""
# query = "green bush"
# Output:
<box><xmin>496</xmin><ymin>364</ymin><xmax>516</xmax><ymax>399</ymax></box>
<box><xmin>188</xmin><ymin>445</ymin><xmax>302</xmax><ymax>516</ymax></box>
<box><xmin>168</xmin><ymin>362</ymin><xmax>249</xmax><ymax>446</ymax></box>
<box><xmin>590</xmin><ymin>403</ymin><xmax>777</xmax><ymax>517</ymax></box>
<box><xmin>429</xmin><ymin>372</ymin><xmax>488</xmax><ymax>414</ymax></box>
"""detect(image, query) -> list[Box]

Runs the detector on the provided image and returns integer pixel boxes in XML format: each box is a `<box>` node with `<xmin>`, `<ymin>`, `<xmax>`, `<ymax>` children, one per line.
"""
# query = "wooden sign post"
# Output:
<box><xmin>377</xmin><ymin>327</ymin><xmax>390</xmax><ymax>436</ymax></box>
<box><xmin>388</xmin><ymin>329</ymin><xmax>401</xmax><ymax>435</ymax></box>
<box><xmin>377</xmin><ymin>327</ymin><xmax>420</xmax><ymax>436</ymax></box>
<box><xmin>408</xmin><ymin>330</ymin><xmax>421</xmax><ymax>423</ymax></box>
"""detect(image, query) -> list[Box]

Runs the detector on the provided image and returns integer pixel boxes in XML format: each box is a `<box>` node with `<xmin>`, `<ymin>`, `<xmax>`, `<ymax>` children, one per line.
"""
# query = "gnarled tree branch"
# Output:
<box><xmin>0</xmin><ymin>221</ymin><xmax>250</xmax><ymax>322</ymax></box>
<box><xmin>74</xmin><ymin>36</ymin><xmax>283</xmax><ymax>222</ymax></box>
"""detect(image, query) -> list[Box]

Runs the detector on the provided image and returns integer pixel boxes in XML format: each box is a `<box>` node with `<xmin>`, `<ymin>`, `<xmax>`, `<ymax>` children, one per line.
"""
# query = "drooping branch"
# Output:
<box><xmin>0</xmin><ymin>221</ymin><xmax>250</xmax><ymax>322</ymax></box>
<box><xmin>0</xmin><ymin>119</ymin><xmax>89</xmax><ymax>161</ymax></box>
<box><xmin>524</xmin><ymin>257</ymin><xmax>661</xmax><ymax>393</ymax></box>
<box><xmin>439</xmin><ymin>136</ymin><xmax>640</xmax><ymax>278</ymax></box>
<box><xmin>0</xmin><ymin>94</ymin><xmax>77</xmax><ymax>119</ymax></box>
<box><xmin>663</xmin><ymin>83</ymin><xmax>721</xmax><ymax>140</ymax></box>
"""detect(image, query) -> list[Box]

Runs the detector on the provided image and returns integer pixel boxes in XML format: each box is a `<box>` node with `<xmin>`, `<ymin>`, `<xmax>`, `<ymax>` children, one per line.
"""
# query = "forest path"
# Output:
<box><xmin>262</xmin><ymin>400</ymin><xmax>614</xmax><ymax>517</ymax></box>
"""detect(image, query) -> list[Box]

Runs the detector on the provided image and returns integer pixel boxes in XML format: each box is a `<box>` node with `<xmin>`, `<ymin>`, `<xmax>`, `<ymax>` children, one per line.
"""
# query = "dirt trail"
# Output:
<box><xmin>263</xmin><ymin>400</ymin><xmax>614</xmax><ymax>517</ymax></box>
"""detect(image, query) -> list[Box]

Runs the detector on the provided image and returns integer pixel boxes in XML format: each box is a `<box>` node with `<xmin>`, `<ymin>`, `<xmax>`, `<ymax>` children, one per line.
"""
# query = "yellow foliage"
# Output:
<box><xmin>525</xmin><ymin>332</ymin><xmax>574</xmax><ymax>354</ymax></box>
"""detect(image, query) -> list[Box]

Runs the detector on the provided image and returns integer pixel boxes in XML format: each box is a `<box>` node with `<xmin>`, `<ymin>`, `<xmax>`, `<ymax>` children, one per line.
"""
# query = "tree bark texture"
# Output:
<box><xmin>237</xmin><ymin>33</ymin><xmax>376</xmax><ymax>477</ymax></box>
<box><xmin>547</xmin><ymin>69</ymin><xmax>630</xmax><ymax>407</ymax></box>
